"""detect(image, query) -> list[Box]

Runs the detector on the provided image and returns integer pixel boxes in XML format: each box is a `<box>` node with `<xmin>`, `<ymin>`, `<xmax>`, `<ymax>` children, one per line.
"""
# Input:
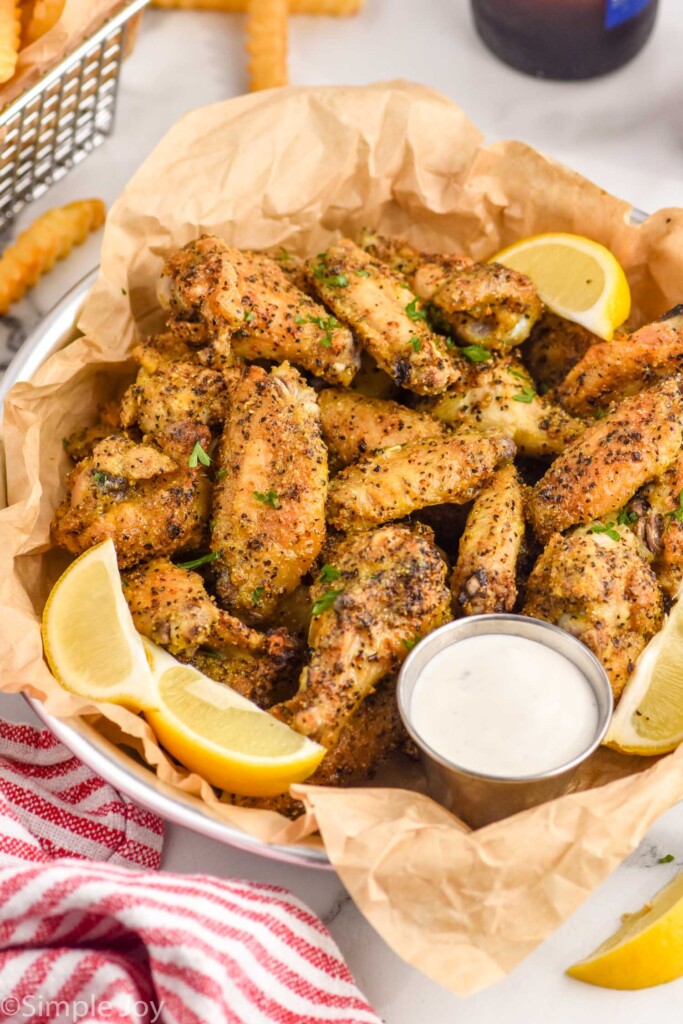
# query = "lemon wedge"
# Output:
<box><xmin>567</xmin><ymin>870</ymin><xmax>683</xmax><ymax>989</ymax></box>
<box><xmin>493</xmin><ymin>232</ymin><xmax>631</xmax><ymax>340</ymax></box>
<box><xmin>143</xmin><ymin>640</ymin><xmax>325</xmax><ymax>796</ymax></box>
<box><xmin>605</xmin><ymin>593</ymin><xmax>683</xmax><ymax>755</ymax></box>
<box><xmin>42</xmin><ymin>539</ymin><xmax>157</xmax><ymax>709</ymax></box>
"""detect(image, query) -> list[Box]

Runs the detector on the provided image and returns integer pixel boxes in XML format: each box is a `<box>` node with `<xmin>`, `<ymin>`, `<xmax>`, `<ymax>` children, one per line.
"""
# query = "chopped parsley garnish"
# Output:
<box><xmin>658</xmin><ymin>853</ymin><xmax>675</xmax><ymax>863</ymax></box>
<box><xmin>92</xmin><ymin>471</ymin><xmax>107</xmax><ymax>485</ymax></box>
<box><xmin>355</xmin><ymin>269</ymin><xmax>371</xmax><ymax>277</ymax></box>
<box><xmin>312</xmin><ymin>587</ymin><xmax>344</xmax><ymax>617</ymax></box>
<box><xmin>188</xmin><ymin>441</ymin><xmax>211</xmax><ymax>468</ymax></box>
<box><xmin>410</xmin><ymin>336</ymin><xmax>422</xmax><ymax>353</ymax></box>
<box><xmin>276</xmin><ymin>246</ymin><xmax>290</xmax><ymax>261</ymax></box>
<box><xmin>177</xmin><ymin>551</ymin><xmax>220</xmax><ymax>570</ymax></box>
<box><xmin>403</xmin><ymin>635</ymin><xmax>420</xmax><ymax>651</ymax></box>
<box><xmin>215</xmin><ymin>468</ymin><xmax>228</xmax><ymax>481</ymax></box>
<box><xmin>251</xmin><ymin>586</ymin><xmax>265</xmax><ymax>605</ymax></box>
<box><xmin>512</xmin><ymin>385</ymin><xmax>537</xmax><ymax>404</ymax></box>
<box><xmin>405</xmin><ymin>297</ymin><xmax>428</xmax><ymax>322</ymax></box>
<box><xmin>318</xmin><ymin>563</ymin><xmax>342</xmax><ymax>583</ymax></box>
<box><xmin>121</xmin><ymin>287</ymin><xmax>127</xmax><ymax>296</ymax></box>
<box><xmin>201</xmin><ymin>649</ymin><xmax>223</xmax><ymax>661</ymax></box>
<box><xmin>588</xmin><ymin>520</ymin><xmax>621</xmax><ymax>542</ymax></box>
<box><xmin>617</xmin><ymin>508</ymin><xmax>638</xmax><ymax>526</ymax></box>
<box><xmin>244</xmin><ymin>310</ymin><xmax>255</xmax><ymax>322</ymax></box>
<box><xmin>62</xmin><ymin>437</ymin><xmax>69</xmax><ymax>448</ymax></box>
<box><xmin>312</xmin><ymin>259</ymin><xmax>348</xmax><ymax>288</ymax></box>
<box><xmin>460</xmin><ymin>344</ymin><xmax>492</xmax><ymax>363</ymax></box>
<box><xmin>254</xmin><ymin>488</ymin><xmax>281</xmax><ymax>509</ymax></box>
<box><xmin>595</xmin><ymin>408</ymin><xmax>608</xmax><ymax>420</ymax></box>
<box><xmin>667</xmin><ymin>490</ymin><xmax>683</xmax><ymax>524</ymax></box>
<box><xmin>295</xmin><ymin>313</ymin><xmax>340</xmax><ymax>348</ymax></box>
<box><xmin>509</xmin><ymin>369</ymin><xmax>528</xmax><ymax>381</ymax></box>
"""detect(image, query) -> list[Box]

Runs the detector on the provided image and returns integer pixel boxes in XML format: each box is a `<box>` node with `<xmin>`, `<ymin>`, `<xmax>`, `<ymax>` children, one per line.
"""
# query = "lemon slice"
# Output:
<box><xmin>143</xmin><ymin>639</ymin><xmax>325</xmax><ymax>796</ymax></box>
<box><xmin>567</xmin><ymin>870</ymin><xmax>683</xmax><ymax>989</ymax></box>
<box><xmin>493</xmin><ymin>232</ymin><xmax>631</xmax><ymax>340</ymax></box>
<box><xmin>605</xmin><ymin>593</ymin><xmax>683</xmax><ymax>755</ymax></box>
<box><xmin>42</xmin><ymin>539</ymin><xmax>157</xmax><ymax>709</ymax></box>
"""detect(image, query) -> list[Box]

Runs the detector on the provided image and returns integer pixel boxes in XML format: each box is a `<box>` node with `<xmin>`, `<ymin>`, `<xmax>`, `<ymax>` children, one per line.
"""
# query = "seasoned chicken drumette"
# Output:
<box><xmin>212</xmin><ymin>362</ymin><xmax>327</xmax><ymax>622</ymax></box>
<box><xmin>521</xmin><ymin>311</ymin><xmax>603</xmax><ymax>393</ymax></box>
<box><xmin>528</xmin><ymin>375</ymin><xmax>683</xmax><ymax>543</ymax></box>
<box><xmin>122</xmin><ymin>558</ymin><xmax>298</xmax><ymax>707</ymax></box>
<box><xmin>120</xmin><ymin>361</ymin><xmax>230</xmax><ymax>459</ymax></box>
<box><xmin>271</xmin><ymin>523</ymin><xmax>451</xmax><ymax>746</ymax></box>
<box><xmin>524</xmin><ymin>528</ymin><xmax>664</xmax><ymax>700</ymax></box>
<box><xmin>305</xmin><ymin>240</ymin><xmax>458</xmax><ymax>396</ymax></box>
<box><xmin>422</xmin><ymin>355</ymin><xmax>584</xmax><ymax>459</ymax></box>
<box><xmin>359</xmin><ymin>229</ymin><xmax>542</xmax><ymax>350</ymax></box>
<box><xmin>451</xmin><ymin>465</ymin><xmax>526</xmax><ymax>617</ymax></box>
<box><xmin>553</xmin><ymin>308</ymin><xmax>683</xmax><ymax>417</ymax></box>
<box><xmin>318</xmin><ymin>388</ymin><xmax>447</xmax><ymax>466</ymax></box>
<box><xmin>51</xmin><ymin>436</ymin><xmax>211</xmax><ymax>569</ymax></box>
<box><xmin>326</xmin><ymin>431</ymin><xmax>516</xmax><ymax>533</ymax></box>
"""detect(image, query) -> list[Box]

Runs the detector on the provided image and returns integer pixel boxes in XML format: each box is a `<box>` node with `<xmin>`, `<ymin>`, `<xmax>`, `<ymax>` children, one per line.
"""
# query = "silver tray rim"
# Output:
<box><xmin>0</xmin><ymin>269</ymin><xmax>332</xmax><ymax>871</ymax></box>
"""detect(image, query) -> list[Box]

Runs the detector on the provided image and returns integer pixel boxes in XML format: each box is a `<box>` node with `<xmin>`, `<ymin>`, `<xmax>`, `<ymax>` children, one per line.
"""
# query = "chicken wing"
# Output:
<box><xmin>62</xmin><ymin>402</ymin><xmax>123</xmax><ymax>462</ymax></box>
<box><xmin>133</xmin><ymin>332</ymin><xmax>200</xmax><ymax>374</ymax></box>
<box><xmin>212</xmin><ymin>362</ymin><xmax>327</xmax><ymax>622</ymax></box>
<box><xmin>521</xmin><ymin>312</ymin><xmax>602</xmax><ymax>392</ymax></box>
<box><xmin>318</xmin><ymin>388</ymin><xmax>447</xmax><ymax>466</ymax></box>
<box><xmin>633</xmin><ymin>452</ymin><xmax>683</xmax><ymax>600</ymax></box>
<box><xmin>423</xmin><ymin>355</ymin><xmax>584</xmax><ymax>459</ymax></box>
<box><xmin>51</xmin><ymin>436</ymin><xmax>211</xmax><ymax>569</ymax></box>
<box><xmin>327</xmin><ymin>432</ymin><xmax>515</xmax><ymax>533</ymax></box>
<box><xmin>359</xmin><ymin>229</ymin><xmax>542</xmax><ymax>349</ymax></box>
<box><xmin>528</xmin><ymin>375</ymin><xmax>683</xmax><ymax>543</ymax></box>
<box><xmin>451</xmin><ymin>464</ymin><xmax>526</xmax><ymax>617</ymax></box>
<box><xmin>523</xmin><ymin>528</ymin><xmax>664</xmax><ymax>700</ymax></box>
<box><xmin>271</xmin><ymin>523</ymin><xmax>451</xmax><ymax>746</ymax></box>
<box><xmin>553</xmin><ymin>308</ymin><xmax>683</xmax><ymax>417</ymax></box>
<box><xmin>304</xmin><ymin>240</ymin><xmax>458</xmax><ymax>396</ymax></box>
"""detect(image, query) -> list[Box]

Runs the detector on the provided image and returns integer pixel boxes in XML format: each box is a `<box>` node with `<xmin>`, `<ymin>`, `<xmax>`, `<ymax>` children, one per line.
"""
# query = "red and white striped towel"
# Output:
<box><xmin>0</xmin><ymin>720</ymin><xmax>381</xmax><ymax>1024</ymax></box>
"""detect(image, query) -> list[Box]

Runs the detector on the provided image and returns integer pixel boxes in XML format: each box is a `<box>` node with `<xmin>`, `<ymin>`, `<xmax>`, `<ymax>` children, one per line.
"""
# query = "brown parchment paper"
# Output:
<box><xmin>0</xmin><ymin>0</ymin><xmax>129</xmax><ymax>114</ymax></box>
<box><xmin>3</xmin><ymin>80</ymin><xmax>683</xmax><ymax>996</ymax></box>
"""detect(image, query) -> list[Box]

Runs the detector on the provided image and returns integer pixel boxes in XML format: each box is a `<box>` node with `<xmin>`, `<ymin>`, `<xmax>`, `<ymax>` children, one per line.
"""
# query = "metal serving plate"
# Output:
<box><xmin>0</xmin><ymin>270</ymin><xmax>331</xmax><ymax>870</ymax></box>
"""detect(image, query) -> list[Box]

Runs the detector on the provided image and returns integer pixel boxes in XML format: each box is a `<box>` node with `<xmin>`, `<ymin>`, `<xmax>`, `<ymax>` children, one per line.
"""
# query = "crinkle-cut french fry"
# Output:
<box><xmin>20</xmin><ymin>0</ymin><xmax>36</xmax><ymax>41</ymax></box>
<box><xmin>0</xmin><ymin>199</ymin><xmax>105</xmax><ymax>314</ymax></box>
<box><xmin>152</xmin><ymin>0</ymin><xmax>362</xmax><ymax>11</ymax></box>
<box><xmin>23</xmin><ymin>0</ymin><xmax>64</xmax><ymax>46</ymax></box>
<box><xmin>246</xmin><ymin>0</ymin><xmax>288</xmax><ymax>92</ymax></box>
<box><xmin>0</xmin><ymin>0</ymin><xmax>20</xmax><ymax>85</ymax></box>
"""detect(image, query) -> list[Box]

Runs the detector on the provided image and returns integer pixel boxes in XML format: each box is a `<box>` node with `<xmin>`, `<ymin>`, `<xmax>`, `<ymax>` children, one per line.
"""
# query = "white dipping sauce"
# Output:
<box><xmin>410</xmin><ymin>634</ymin><xmax>599</xmax><ymax>777</ymax></box>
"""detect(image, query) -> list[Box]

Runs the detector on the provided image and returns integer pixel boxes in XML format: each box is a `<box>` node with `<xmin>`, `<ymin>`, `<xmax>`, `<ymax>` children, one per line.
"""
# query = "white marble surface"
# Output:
<box><xmin>2</xmin><ymin>0</ymin><xmax>683</xmax><ymax>1019</ymax></box>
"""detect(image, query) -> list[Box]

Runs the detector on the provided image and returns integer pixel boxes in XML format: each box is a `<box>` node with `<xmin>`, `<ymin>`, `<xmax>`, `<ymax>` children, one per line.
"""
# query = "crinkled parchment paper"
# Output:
<box><xmin>3</xmin><ymin>81</ymin><xmax>683</xmax><ymax>996</ymax></box>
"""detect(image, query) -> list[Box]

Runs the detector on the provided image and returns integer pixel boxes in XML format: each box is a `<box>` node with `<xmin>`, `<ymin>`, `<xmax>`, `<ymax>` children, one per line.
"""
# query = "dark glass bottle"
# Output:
<box><xmin>471</xmin><ymin>0</ymin><xmax>659</xmax><ymax>80</ymax></box>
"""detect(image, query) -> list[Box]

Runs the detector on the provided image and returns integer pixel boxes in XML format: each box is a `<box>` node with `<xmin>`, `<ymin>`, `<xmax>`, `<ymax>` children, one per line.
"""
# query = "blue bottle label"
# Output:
<box><xmin>605</xmin><ymin>0</ymin><xmax>654</xmax><ymax>30</ymax></box>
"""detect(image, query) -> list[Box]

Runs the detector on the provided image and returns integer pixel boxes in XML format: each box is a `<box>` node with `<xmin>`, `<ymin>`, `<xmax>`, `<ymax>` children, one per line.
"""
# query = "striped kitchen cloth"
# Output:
<box><xmin>0</xmin><ymin>719</ymin><xmax>381</xmax><ymax>1023</ymax></box>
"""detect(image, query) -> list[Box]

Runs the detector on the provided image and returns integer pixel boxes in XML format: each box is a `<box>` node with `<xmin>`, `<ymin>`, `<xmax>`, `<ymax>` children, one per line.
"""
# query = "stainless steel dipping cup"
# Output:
<box><xmin>397</xmin><ymin>614</ymin><xmax>613</xmax><ymax>829</ymax></box>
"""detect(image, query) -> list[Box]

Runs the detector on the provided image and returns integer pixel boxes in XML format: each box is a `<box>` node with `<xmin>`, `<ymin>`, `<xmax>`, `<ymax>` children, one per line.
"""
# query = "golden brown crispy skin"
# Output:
<box><xmin>212</xmin><ymin>362</ymin><xmax>327</xmax><ymax>622</ymax></box>
<box><xmin>528</xmin><ymin>376</ymin><xmax>683</xmax><ymax>543</ymax></box>
<box><xmin>521</xmin><ymin>312</ymin><xmax>602</xmax><ymax>392</ymax></box>
<box><xmin>424</xmin><ymin>354</ymin><xmax>584</xmax><ymax>459</ymax></box>
<box><xmin>359</xmin><ymin>228</ymin><xmax>473</xmax><ymax>295</ymax></box>
<box><xmin>305</xmin><ymin>240</ymin><xmax>459</xmax><ymax>396</ymax></box>
<box><xmin>51</xmin><ymin>436</ymin><xmax>211</xmax><ymax>569</ymax></box>
<box><xmin>158</xmin><ymin>235</ymin><xmax>242</xmax><ymax>350</ymax></box>
<box><xmin>553</xmin><ymin>309</ymin><xmax>683</xmax><ymax>417</ymax></box>
<box><xmin>638</xmin><ymin>451</ymin><xmax>683</xmax><ymax>600</ymax></box>
<box><xmin>271</xmin><ymin>524</ymin><xmax>451</xmax><ymax>746</ymax></box>
<box><xmin>451</xmin><ymin>465</ymin><xmax>525</xmax><ymax>617</ymax></box>
<box><xmin>318</xmin><ymin>388</ymin><xmax>447</xmax><ymax>466</ymax></box>
<box><xmin>327</xmin><ymin>432</ymin><xmax>515</xmax><ymax>533</ymax></box>
<box><xmin>133</xmin><ymin>332</ymin><xmax>200</xmax><ymax>374</ymax></box>
<box><xmin>523</xmin><ymin>529</ymin><xmax>664</xmax><ymax>700</ymax></box>
<box><xmin>62</xmin><ymin>402</ymin><xmax>123</xmax><ymax>462</ymax></box>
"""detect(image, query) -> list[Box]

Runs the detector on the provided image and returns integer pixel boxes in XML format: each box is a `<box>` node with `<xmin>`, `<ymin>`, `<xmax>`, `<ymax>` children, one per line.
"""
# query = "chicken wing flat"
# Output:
<box><xmin>212</xmin><ymin>362</ymin><xmax>327</xmax><ymax>622</ymax></box>
<box><xmin>521</xmin><ymin>312</ymin><xmax>602</xmax><ymax>392</ymax></box>
<box><xmin>304</xmin><ymin>240</ymin><xmax>458</xmax><ymax>396</ymax></box>
<box><xmin>523</xmin><ymin>529</ymin><xmax>664</xmax><ymax>700</ymax></box>
<box><xmin>528</xmin><ymin>375</ymin><xmax>683</xmax><ymax>543</ymax></box>
<box><xmin>271</xmin><ymin>523</ymin><xmax>451</xmax><ymax>746</ymax></box>
<box><xmin>423</xmin><ymin>355</ymin><xmax>584</xmax><ymax>459</ymax></box>
<box><xmin>451</xmin><ymin>464</ymin><xmax>526</xmax><ymax>617</ymax></box>
<box><xmin>326</xmin><ymin>432</ymin><xmax>516</xmax><ymax>533</ymax></box>
<box><xmin>51</xmin><ymin>436</ymin><xmax>211</xmax><ymax>569</ymax></box>
<box><xmin>553</xmin><ymin>308</ymin><xmax>683</xmax><ymax>417</ymax></box>
<box><xmin>359</xmin><ymin>229</ymin><xmax>542</xmax><ymax>350</ymax></box>
<box><xmin>318</xmin><ymin>388</ymin><xmax>447</xmax><ymax>466</ymax></box>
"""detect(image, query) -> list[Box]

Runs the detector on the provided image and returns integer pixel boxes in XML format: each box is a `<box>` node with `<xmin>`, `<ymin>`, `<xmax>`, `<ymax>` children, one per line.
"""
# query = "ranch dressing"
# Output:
<box><xmin>410</xmin><ymin>633</ymin><xmax>599</xmax><ymax>777</ymax></box>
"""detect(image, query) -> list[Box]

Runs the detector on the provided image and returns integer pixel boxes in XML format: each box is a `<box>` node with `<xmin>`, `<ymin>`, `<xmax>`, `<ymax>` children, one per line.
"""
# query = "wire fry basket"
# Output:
<box><xmin>0</xmin><ymin>0</ymin><xmax>149</xmax><ymax>233</ymax></box>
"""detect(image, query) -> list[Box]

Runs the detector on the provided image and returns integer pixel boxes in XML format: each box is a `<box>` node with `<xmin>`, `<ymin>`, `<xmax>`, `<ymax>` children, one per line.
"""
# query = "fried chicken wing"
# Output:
<box><xmin>271</xmin><ymin>523</ymin><xmax>451</xmax><ymax>746</ymax></box>
<box><xmin>305</xmin><ymin>240</ymin><xmax>459</xmax><ymax>396</ymax></box>
<box><xmin>521</xmin><ymin>312</ymin><xmax>602</xmax><ymax>392</ymax></box>
<box><xmin>212</xmin><ymin>362</ymin><xmax>327</xmax><ymax>622</ymax></box>
<box><xmin>359</xmin><ymin>229</ymin><xmax>542</xmax><ymax>349</ymax></box>
<box><xmin>327</xmin><ymin>431</ymin><xmax>515</xmax><ymax>533</ymax></box>
<box><xmin>423</xmin><ymin>355</ymin><xmax>584</xmax><ymax>459</ymax></box>
<box><xmin>634</xmin><ymin>452</ymin><xmax>683</xmax><ymax>600</ymax></box>
<box><xmin>523</xmin><ymin>528</ymin><xmax>664</xmax><ymax>700</ymax></box>
<box><xmin>318</xmin><ymin>388</ymin><xmax>447</xmax><ymax>466</ymax></box>
<box><xmin>528</xmin><ymin>376</ymin><xmax>683</xmax><ymax>543</ymax></box>
<box><xmin>51</xmin><ymin>436</ymin><xmax>211</xmax><ymax>569</ymax></box>
<box><xmin>451</xmin><ymin>464</ymin><xmax>526</xmax><ymax>617</ymax></box>
<box><xmin>553</xmin><ymin>308</ymin><xmax>683</xmax><ymax>417</ymax></box>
